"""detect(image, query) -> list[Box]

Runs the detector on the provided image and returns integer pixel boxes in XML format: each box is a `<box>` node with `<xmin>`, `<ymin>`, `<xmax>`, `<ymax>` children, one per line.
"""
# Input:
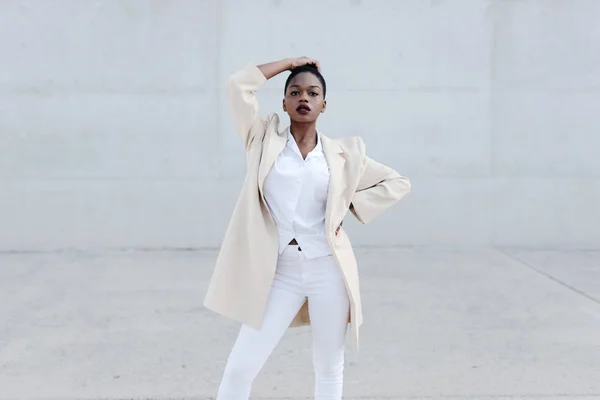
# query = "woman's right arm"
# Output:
<box><xmin>226</xmin><ymin>57</ymin><xmax>320</xmax><ymax>150</ymax></box>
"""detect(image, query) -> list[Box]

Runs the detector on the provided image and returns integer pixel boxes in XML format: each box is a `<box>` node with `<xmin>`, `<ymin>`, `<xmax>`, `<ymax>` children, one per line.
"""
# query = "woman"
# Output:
<box><xmin>204</xmin><ymin>57</ymin><xmax>411</xmax><ymax>399</ymax></box>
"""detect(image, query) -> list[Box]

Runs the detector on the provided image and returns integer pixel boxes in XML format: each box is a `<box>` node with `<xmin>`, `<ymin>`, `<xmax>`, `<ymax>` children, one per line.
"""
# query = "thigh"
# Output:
<box><xmin>307</xmin><ymin>257</ymin><xmax>350</xmax><ymax>369</ymax></box>
<box><xmin>226</xmin><ymin>285</ymin><xmax>306</xmax><ymax>371</ymax></box>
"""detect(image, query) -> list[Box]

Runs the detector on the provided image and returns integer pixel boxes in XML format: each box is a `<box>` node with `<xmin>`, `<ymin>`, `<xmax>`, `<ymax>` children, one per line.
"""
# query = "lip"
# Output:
<box><xmin>296</xmin><ymin>104</ymin><xmax>311</xmax><ymax>114</ymax></box>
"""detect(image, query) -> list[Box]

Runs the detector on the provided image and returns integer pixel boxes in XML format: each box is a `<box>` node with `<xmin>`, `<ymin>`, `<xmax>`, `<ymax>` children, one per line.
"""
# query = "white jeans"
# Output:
<box><xmin>216</xmin><ymin>245</ymin><xmax>350</xmax><ymax>400</ymax></box>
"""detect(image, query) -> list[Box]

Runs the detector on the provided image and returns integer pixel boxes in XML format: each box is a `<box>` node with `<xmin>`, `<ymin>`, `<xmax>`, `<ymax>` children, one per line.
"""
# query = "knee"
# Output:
<box><xmin>316</xmin><ymin>363</ymin><xmax>344</xmax><ymax>378</ymax></box>
<box><xmin>221</xmin><ymin>358</ymin><xmax>259</xmax><ymax>387</ymax></box>
<box><xmin>314</xmin><ymin>355</ymin><xmax>345</xmax><ymax>379</ymax></box>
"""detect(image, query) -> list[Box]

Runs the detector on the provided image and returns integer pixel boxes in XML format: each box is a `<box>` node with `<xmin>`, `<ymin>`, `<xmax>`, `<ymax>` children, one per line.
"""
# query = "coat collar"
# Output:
<box><xmin>319</xmin><ymin>133</ymin><xmax>347</xmax><ymax>234</ymax></box>
<box><xmin>257</xmin><ymin>126</ymin><xmax>288</xmax><ymax>192</ymax></box>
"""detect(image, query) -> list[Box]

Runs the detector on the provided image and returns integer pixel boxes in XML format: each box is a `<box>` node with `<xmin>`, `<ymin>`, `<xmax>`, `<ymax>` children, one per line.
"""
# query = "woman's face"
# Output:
<box><xmin>283</xmin><ymin>72</ymin><xmax>326</xmax><ymax>123</ymax></box>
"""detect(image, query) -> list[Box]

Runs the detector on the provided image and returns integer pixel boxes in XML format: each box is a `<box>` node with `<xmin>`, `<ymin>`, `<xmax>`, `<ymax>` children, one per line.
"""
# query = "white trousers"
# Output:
<box><xmin>216</xmin><ymin>245</ymin><xmax>350</xmax><ymax>400</ymax></box>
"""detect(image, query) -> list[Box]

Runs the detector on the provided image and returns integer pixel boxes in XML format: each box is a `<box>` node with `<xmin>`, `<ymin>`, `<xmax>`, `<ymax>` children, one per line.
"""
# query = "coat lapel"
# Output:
<box><xmin>258</xmin><ymin>126</ymin><xmax>288</xmax><ymax>197</ymax></box>
<box><xmin>320</xmin><ymin>133</ymin><xmax>346</xmax><ymax>234</ymax></box>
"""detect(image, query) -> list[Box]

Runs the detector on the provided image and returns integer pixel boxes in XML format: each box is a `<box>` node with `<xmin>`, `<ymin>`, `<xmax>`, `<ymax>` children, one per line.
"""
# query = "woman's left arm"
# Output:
<box><xmin>349</xmin><ymin>143</ymin><xmax>411</xmax><ymax>224</ymax></box>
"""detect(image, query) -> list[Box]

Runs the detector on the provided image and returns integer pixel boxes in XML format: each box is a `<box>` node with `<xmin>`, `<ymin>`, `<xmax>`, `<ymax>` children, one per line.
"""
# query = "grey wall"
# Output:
<box><xmin>1</xmin><ymin>0</ymin><xmax>599</xmax><ymax>251</ymax></box>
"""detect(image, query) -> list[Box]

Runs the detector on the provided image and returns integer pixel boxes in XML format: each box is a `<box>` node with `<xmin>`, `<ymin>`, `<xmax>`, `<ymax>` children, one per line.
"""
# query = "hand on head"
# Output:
<box><xmin>289</xmin><ymin>57</ymin><xmax>321</xmax><ymax>72</ymax></box>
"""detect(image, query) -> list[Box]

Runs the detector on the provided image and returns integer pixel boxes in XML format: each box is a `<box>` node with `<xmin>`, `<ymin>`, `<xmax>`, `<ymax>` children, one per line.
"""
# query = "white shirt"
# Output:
<box><xmin>263</xmin><ymin>130</ymin><xmax>332</xmax><ymax>259</ymax></box>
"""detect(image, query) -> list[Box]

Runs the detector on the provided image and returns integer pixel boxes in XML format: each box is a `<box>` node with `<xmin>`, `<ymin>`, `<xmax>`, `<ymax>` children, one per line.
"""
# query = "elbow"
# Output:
<box><xmin>403</xmin><ymin>176</ymin><xmax>411</xmax><ymax>193</ymax></box>
<box><xmin>392</xmin><ymin>175</ymin><xmax>411</xmax><ymax>201</ymax></box>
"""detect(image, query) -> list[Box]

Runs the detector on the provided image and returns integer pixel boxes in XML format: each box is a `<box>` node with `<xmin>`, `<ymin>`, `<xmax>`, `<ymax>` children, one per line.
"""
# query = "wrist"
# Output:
<box><xmin>282</xmin><ymin>58</ymin><xmax>293</xmax><ymax>71</ymax></box>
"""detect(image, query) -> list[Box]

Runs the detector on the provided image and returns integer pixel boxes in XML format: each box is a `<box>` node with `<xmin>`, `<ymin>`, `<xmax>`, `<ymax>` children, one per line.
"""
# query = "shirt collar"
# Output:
<box><xmin>287</xmin><ymin>129</ymin><xmax>323</xmax><ymax>154</ymax></box>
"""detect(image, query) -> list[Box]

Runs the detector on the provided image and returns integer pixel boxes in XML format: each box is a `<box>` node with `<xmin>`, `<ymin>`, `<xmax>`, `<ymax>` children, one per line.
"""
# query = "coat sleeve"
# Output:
<box><xmin>226</xmin><ymin>64</ymin><xmax>268</xmax><ymax>150</ymax></box>
<box><xmin>349</xmin><ymin>139</ymin><xmax>411</xmax><ymax>224</ymax></box>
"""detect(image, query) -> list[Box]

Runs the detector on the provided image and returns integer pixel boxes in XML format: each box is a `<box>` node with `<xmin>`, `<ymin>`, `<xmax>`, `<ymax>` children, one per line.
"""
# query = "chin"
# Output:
<box><xmin>290</xmin><ymin>113</ymin><xmax>318</xmax><ymax>123</ymax></box>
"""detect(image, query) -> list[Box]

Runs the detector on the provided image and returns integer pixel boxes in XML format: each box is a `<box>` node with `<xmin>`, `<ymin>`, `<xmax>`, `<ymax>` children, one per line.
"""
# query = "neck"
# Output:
<box><xmin>290</xmin><ymin>121</ymin><xmax>318</xmax><ymax>145</ymax></box>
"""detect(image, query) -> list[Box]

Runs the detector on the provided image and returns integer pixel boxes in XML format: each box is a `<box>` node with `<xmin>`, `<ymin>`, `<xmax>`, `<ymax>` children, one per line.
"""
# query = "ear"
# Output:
<box><xmin>282</xmin><ymin>98</ymin><xmax>287</xmax><ymax>112</ymax></box>
<box><xmin>321</xmin><ymin>99</ymin><xmax>327</xmax><ymax>113</ymax></box>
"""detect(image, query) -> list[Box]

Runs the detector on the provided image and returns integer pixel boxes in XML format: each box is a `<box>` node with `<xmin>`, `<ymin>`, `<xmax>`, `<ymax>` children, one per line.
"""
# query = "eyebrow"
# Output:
<box><xmin>289</xmin><ymin>85</ymin><xmax>321</xmax><ymax>90</ymax></box>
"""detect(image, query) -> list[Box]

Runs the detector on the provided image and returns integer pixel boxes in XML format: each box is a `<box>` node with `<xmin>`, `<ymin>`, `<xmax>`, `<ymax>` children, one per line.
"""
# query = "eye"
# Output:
<box><xmin>290</xmin><ymin>91</ymin><xmax>299</xmax><ymax>96</ymax></box>
<box><xmin>310</xmin><ymin>92</ymin><xmax>319</xmax><ymax>96</ymax></box>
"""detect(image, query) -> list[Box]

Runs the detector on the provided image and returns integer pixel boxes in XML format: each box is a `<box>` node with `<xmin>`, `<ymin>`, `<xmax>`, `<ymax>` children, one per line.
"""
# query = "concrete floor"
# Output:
<box><xmin>0</xmin><ymin>247</ymin><xmax>599</xmax><ymax>400</ymax></box>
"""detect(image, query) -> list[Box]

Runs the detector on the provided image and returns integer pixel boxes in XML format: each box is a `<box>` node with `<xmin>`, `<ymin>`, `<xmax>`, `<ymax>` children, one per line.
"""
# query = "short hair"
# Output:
<box><xmin>284</xmin><ymin>64</ymin><xmax>326</xmax><ymax>98</ymax></box>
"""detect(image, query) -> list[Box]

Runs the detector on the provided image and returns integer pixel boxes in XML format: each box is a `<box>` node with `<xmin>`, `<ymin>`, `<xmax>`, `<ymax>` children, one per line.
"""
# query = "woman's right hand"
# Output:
<box><xmin>288</xmin><ymin>57</ymin><xmax>320</xmax><ymax>72</ymax></box>
<box><xmin>258</xmin><ymin>57</ymin><xmax>320</xmax><ymax>80</ymax></box>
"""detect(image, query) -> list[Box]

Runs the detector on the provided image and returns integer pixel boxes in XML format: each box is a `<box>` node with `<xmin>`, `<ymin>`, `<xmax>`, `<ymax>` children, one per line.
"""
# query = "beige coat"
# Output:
<box><xmin>203</xmin><ymin>64</ymin><xmax>411</xmax><ymax>351</ymax></box>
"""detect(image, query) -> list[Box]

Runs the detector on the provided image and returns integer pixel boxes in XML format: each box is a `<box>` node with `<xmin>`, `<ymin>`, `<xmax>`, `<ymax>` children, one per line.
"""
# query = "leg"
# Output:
<box><xmin>216</xmin><ymin>286</ymin><xmax>305</xmax><ymax>400</ymax></box>
<box><xmin>307</xmin><ymin>256</ymin><xmax>351</xmax><ymax>400</ymax></box>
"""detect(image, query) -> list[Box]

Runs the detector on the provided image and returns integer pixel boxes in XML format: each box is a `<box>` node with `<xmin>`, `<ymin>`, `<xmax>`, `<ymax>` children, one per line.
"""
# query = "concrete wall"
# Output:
<box><xmin>1</xmin><ymin>0</ymin><xmax>599</xmax><ymax>251</ymax></box>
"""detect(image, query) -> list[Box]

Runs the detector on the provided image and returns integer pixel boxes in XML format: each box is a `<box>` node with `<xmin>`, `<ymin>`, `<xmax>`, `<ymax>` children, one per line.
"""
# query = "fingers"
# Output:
<box><xmin>294</xmin><ymin>57</ymin><xmax>321</xmax><ymax>72</ymax></box>
<box><xmin>307</xmin><ymin>58</ymin><xmax>320</xmax><ymax>71</ymax></box>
